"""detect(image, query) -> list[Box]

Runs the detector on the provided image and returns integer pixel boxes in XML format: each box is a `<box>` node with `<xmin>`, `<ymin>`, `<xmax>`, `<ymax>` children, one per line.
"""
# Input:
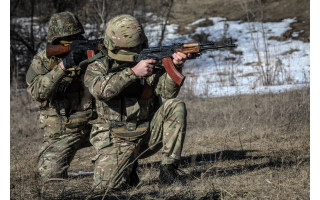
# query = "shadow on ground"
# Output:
<box><xmin>55</xmin><ymin>150</ymin><xmax>309</xmax><ymax>200</ymax></box>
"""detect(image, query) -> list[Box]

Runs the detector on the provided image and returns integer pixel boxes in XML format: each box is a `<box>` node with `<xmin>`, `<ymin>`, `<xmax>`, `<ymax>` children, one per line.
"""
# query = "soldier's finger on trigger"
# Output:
<box><xmin>145</xmin><ymin>59</ymin><xmax>155</xmax><ymax>64</ymax></box>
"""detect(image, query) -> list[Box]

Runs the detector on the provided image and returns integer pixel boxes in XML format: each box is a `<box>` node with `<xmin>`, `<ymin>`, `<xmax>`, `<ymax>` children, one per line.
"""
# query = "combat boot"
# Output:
<box><xmin>158</xmin><ymin>164</ymin><xmax>183</xmax><ymax>185</ymax></box>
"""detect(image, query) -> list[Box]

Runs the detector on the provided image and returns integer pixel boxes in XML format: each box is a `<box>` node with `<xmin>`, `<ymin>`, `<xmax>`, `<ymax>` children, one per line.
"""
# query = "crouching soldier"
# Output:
<box><xmin>84</xmin><ymin>15</ymin><xmax>188</xmax><ymax>192</ymax></box>
<box><xmin>26</xmin><ymin>11</ymin><xmax>96</xmax><ymax>181</ymax></box>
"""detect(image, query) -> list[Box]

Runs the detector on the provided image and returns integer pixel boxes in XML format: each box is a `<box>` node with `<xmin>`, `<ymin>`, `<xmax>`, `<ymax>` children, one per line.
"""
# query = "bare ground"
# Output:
<box><xmin>10</xmin><ymin>87</ymin><xmax>310</xmax><ymax>199</ymax></box>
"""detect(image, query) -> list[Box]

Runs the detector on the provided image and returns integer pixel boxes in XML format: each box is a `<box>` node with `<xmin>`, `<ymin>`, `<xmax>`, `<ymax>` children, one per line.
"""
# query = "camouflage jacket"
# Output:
<box><xmin>26</xmin><ymin>49</ymin><xmax>95</xmax><ymax>137</ymax></box>
<box><xmin>84</xmin><ymin>54</ymin><xmax>182</xmax><ymax>129</ymax></box>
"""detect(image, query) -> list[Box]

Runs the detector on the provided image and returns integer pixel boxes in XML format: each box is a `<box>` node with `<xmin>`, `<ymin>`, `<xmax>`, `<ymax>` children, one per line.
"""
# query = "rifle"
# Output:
<box><xmin>134</xmin><ymin>38</ymin><xmax>237</xmax><ymax>85</ymax></box>
<box><xmin>46</xmin><ymin>38</ymin><xmax>237</xmax><ymax>86</ymax></box>
<box><xmin>46</xmin><ymin>39</ymin><xmax>104</xmax><ymax>58</ymax></box>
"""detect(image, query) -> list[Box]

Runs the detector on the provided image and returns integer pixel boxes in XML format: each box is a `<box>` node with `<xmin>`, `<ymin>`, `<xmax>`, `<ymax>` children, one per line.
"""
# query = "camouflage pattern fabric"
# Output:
<box><xmin>104</xmin><ymin>15</ymin><xmax>148</xmax><ymax>51</ymax></box>
<box><xmin>91</xmin><ymin>99</ymin><xmax>186</xmax><ymax>190</ymax></box>
<box><xmin>84</xmin><ymin>54</ymin><xmax>187</xmax><ymax>190</ymax></box>
<box><xmin>47</xmin><ymin>11</ymin><xmax>84</xmax><ymax>44</ymax></box>
<box><xmin>38</xmin><ymin>126</ymin><xmax>91</xmax><ymax>180</ymax></box>
<box><xmin>26</xmin><ymin>49</ymin><xmax>94</xmax><ymax>181</ymax></box>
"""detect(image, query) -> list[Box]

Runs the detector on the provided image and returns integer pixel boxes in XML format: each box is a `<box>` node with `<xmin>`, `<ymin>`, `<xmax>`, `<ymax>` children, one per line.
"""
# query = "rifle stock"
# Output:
<box><xmin>46</xmin><ymin>43</ymin><xmax>71</xmax><ymax>57</ymax></box>
<box><xmin>46</xmin><ymin>39</ymin><xmax>103</xmax><ymax>58</ymax></box>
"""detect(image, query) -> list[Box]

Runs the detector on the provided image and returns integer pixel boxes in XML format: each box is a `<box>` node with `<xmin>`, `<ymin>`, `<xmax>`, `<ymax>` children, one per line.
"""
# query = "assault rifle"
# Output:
<box><xmin>46</xmin><ymin>38</ymin><xmax>237</xmax><ymax>86</ymax></box>
<box><xmin>134</xmin><ymin>38</ymin><xmax>237</xmax><ymax>85</ymax></box>
<box><xmin>46</xmin><ymin>39</ymin><xmax>104</xmax><ymax>58</ymax></box>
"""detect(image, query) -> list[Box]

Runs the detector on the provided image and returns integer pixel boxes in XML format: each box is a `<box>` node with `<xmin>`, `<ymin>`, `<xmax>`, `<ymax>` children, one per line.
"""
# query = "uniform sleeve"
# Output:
<box><xmin>26</xmin><ymin>52</ymin><xmax>66</xmax><ymax>101</ymax></box>
<box><xmin>151</xmin><ymin>64</ymin><xmax>183</xmax><ymax>99</ymax></box>
<box><xmin>84</xmin><ymin>61</ymin><xmax>138</xmax><ymax>101</ymax></box>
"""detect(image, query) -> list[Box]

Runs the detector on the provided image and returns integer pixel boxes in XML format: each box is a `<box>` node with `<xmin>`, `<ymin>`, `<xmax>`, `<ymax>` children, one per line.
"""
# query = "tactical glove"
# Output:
<box><xmin>62</xmin><ymin>50</ymin><xmax>85</xmax><ymax>70</ymax></box>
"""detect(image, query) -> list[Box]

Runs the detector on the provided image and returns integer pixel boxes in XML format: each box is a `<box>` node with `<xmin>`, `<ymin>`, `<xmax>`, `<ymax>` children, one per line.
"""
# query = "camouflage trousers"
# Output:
<box><xmin>37</xmin><ymin>125</ymin><xmax>92</xmax><ymax>181</ymax></box>
<box><xmin>91</xmin><ymin>98</ymin><xmax>187</xmax><ymax>190</ymax></box>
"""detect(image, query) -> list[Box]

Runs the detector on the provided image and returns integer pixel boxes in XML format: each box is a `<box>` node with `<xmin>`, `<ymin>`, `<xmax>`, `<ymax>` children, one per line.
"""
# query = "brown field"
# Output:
<box><xmin>10</xmin><ymin>87</ymin><xmax>310</xmax><ymax>199</ymax></box>
<box><xmin>10</xmin><ymin>0</ymin><xmax>310</xmax><ymax>199</ymax></box>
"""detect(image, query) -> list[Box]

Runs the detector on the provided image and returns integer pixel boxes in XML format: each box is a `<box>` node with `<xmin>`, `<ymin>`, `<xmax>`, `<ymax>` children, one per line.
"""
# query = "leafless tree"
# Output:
<box><xmin>158</xmin><ymin>0</ymin><xmax>174</xmax><ymax>46</ymax></box>
<box><xmin>10</xmin><ymin>0</ymin><xmax>172</xmax><ymax>89</ymax></box>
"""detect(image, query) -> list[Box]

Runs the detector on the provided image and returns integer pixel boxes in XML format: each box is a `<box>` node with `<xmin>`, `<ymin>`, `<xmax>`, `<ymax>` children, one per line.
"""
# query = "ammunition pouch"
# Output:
<box><xmin>110</xmin><ymin>121</ymin><xmax>149</xmax><ymax>141</ymax></box>
<box><xmin>39</xmin><ymin>109</ymin><xmax>94</xmax><ymax>138</ymax></box>
<box><xmin>63</xmin><ymin>110</ymin><xmax>94</xmax><ymax>129</ymax></box>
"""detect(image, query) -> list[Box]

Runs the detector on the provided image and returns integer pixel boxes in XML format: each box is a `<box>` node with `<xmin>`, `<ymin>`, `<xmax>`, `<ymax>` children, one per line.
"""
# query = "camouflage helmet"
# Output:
<box><xmin>104</xmin><ymin>15</ymin><xmax>148</xmax><ymax>51</ymax></box>
<box><xmin>47</xmin><ymin>11</ymin><xmax>84</xmax><ymax>43</ymax></box>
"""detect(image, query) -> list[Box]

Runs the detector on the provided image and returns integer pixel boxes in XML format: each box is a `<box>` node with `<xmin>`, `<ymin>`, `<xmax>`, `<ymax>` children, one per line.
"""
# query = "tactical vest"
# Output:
<box><xmin>27</xmin><ymin>50</ymin><xmax>96</xmax><ymax>137</ymax></box>
<box><xmin>84</xmin><ymin>47</ymin><xmax>161</xmax><ymax>140</ymax></box>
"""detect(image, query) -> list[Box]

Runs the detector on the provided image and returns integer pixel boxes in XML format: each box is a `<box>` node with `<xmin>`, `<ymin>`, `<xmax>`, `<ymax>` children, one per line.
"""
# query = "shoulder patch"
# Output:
<box><xmin>26</xmin><ymin>65</ymin><xmax>38</xmax><ymax>85</ymax></box>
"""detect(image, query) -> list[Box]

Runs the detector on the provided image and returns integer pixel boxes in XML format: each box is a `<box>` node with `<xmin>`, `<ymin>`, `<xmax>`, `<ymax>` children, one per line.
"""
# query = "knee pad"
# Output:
<box><xmin>164</xmin><ymin>98</ymin><xmax>187</xmax><ymax>117</ymax></box>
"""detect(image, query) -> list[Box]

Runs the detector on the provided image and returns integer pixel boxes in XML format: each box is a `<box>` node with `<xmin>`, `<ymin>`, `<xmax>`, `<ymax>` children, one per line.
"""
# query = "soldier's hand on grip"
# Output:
<box><xmin>62</xmin><ymin>50</ymin><xmax>85</xmax><ymax>70</ymax></box>
<box><xmin>131</xmin><ymin>59</ymin><xmax>156</xmax><ymax>77</ymax></box>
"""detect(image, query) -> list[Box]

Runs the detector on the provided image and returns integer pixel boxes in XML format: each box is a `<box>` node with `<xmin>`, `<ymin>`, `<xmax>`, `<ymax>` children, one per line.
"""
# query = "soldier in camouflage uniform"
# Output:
<box><xmin>84</xmin><ymin>14</ymin><xmax>189</xmax><ymax>191</ymax></box>
<box><xmin>26</xmin><ymin>11</ymin><xmax>95</xmax><ymax>181</ymax></box>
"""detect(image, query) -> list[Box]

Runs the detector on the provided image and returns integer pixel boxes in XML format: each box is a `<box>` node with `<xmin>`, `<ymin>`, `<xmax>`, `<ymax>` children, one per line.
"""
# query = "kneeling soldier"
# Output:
<box><xmin>84</xmin><ymin>14</ymin><xmax>188</xmax><ymax>191</ymax></box>
<box><xmin>26</xmin><ymin>12</ymin><xmax>95</xmax><ymax>181</ymax></box>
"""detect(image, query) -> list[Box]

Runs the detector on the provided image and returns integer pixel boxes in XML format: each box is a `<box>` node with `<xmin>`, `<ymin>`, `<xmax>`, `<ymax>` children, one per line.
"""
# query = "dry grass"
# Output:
<box><xmin>10</xmin><ymin>87</ymin><xmax>309</xmax><ymax>199</ymax></box>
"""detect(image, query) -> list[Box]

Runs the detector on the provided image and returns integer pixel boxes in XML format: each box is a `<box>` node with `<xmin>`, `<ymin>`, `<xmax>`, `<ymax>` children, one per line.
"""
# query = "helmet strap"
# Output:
<box><xmin>107</xmin><ymin>50</ymin><xmax>136</xmax><ymax>62</ymax></box>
